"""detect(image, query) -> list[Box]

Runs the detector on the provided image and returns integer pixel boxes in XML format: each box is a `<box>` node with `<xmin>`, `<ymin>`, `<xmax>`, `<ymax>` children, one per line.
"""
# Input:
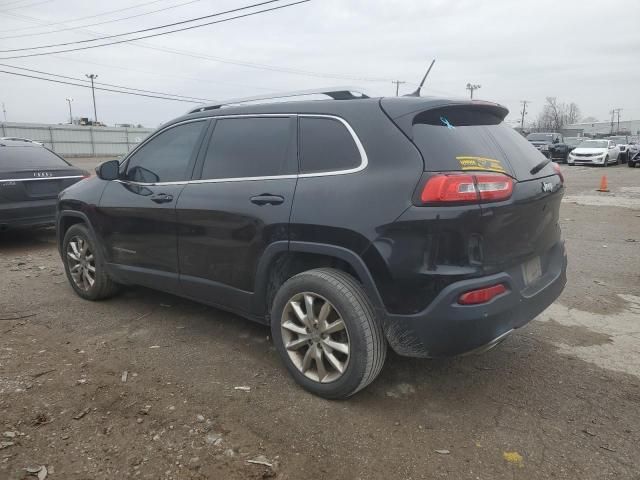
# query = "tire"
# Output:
<box><xmin>270</xmin><ymin>268</ymin><xmax>386</xmax><ymax>399</ymax></box>
<box><xmin>630</xmin><ymin>160</ymin><xmax>636</xmax><ymax>168</ymax></box>
<box><xmin>602</xmin><ymin>156</ymin><xmax>609</xmax><ymax>167</ymax></box>
<box><xmin>62</xmin><ymin>223</ymin><xmax>119</xmax><ymax>300</ymax></box>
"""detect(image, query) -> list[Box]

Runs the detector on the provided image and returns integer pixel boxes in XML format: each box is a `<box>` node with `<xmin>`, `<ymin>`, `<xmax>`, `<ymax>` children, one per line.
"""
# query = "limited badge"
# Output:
<box><xmin>456</xmin><ymin>156</ymin><xmax>507</xmax><ymax>173</ymax></box>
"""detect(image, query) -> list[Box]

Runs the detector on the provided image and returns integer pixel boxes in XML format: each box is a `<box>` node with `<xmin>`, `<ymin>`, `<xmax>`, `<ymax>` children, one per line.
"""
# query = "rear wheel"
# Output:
<box><xmin>63</xmin><ymin>223</ymin><xmax>119</xmax><ymax>300</ymax></box>
<box><xmin>271</xmin><ymin>268</ymin><xmax>386</xmax><ymax>399</ymax></box>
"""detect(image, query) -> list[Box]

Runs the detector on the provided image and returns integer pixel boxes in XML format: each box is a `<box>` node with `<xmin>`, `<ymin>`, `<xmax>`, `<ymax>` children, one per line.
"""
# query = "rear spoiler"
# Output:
<box><xmin>380</xmin><ymin>97</ymin><xmax>509</xmax><ymax>139</ymax></box>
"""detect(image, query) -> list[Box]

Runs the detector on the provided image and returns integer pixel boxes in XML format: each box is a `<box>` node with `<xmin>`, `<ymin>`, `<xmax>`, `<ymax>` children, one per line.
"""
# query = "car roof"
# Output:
<box><xmin>169</xmin><ymin>95</ymin><xmax>508</xmax><ymax>129</ymax></box>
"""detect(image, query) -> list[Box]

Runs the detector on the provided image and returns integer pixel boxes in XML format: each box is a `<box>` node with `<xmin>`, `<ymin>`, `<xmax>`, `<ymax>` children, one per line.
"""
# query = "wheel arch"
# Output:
<box><xmin>252</xmin><ymin>241</ymin><xmax>385</xmax><ymax>319</ymax></box>
<box><xmin>57</xmin><ymin>210</ymin><xmax>97</xmax><ymax>257</ymax></box>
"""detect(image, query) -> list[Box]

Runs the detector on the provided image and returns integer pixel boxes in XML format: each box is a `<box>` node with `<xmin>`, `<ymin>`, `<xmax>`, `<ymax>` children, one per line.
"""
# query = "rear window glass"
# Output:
<box><xmin>412</xmin><ymin>108</ymin><xmax>546</xmax><ymax>179</ymax></box>
<box><xmin>299</xmin><ymin>117</ymin><xmax>361</xmax><ymax>173</ymax></box>
<box><xmin>0</xmin><ymin>146</ymin><xmax>70</xmax><ymax>170</ymax></box>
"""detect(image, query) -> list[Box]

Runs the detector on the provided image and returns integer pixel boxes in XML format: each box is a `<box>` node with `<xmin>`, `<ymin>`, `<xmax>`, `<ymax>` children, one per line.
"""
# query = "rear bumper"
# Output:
<box><xmin>381</xmin><ymin>241</ymin><xmax>567</xmax><ymax>358</ymax></box>
<box><xmin>0</xmin><ymin>199</ymin><xmax>57</xmax><ymax>230</ymax></box>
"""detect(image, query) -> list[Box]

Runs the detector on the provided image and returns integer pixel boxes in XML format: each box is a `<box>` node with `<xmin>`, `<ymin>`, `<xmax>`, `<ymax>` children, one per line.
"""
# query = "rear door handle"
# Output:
<box><xmin>151</xmin><ymin>193</ymin><xmax>174</xmax><ymax>204</ymax></box>
<box><xmin>250</xmin><ymin>194</ymin><xmax>284</xmax><ymax>206</ymax></box>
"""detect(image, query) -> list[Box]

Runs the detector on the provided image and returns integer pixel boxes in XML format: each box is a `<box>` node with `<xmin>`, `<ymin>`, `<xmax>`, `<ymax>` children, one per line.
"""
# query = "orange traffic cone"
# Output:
<box><xmin>596</xmin><ymin>175</ymin><xmax>609</xmax><ymax>192</ymax></box>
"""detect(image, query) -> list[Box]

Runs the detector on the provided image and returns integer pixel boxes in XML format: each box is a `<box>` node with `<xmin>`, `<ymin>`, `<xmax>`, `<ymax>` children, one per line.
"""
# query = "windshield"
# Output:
<box><xmin>578</xmin><ymin>140</ymin><xmax>608</xmax><ymax>149</ymax></box>
<box><xmin>0</xmin><ymin>146</ymin><xmax>70</xmax><ymax>170</ymax></box>
<box><xmin>527</xmin><ymin>133</ymin><xmax>553</xmax><ymax>141</ymax></box>
<box><xmin>565</xmin><ymin>137</ymin><xmax>583</xmax><ymax>146</ymax></box>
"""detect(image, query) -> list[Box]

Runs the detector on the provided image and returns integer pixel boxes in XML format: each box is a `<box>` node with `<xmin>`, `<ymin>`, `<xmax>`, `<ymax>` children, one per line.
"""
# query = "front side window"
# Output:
<box><xmin>299</xmin><ymin>117</ymin><xmax>361</xmax><ymax>174</ymax></box>
<box><xmin>124</xmin><ymin>121</ymin><xmax>205</xmax><ymax>183</ymax></box>
<box><xmin>200</xmin><ymin>117</ymin><xmax>295</xmax><ymax>179</ymax></box>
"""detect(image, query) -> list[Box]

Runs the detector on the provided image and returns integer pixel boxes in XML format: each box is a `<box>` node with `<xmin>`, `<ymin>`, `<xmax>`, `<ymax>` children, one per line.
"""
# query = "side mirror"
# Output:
<box><xmin>96</xmin><ymin>160</ymin><xmax>120</xmax><ymax>181</ymax></box>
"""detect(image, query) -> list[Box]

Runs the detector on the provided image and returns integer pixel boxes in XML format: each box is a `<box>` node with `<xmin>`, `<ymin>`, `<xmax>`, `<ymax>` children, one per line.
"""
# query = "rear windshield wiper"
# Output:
<box><xmin>530</xmin><ymin>158</ymin><xmax>552</xmax><ymax>175</ymax></box>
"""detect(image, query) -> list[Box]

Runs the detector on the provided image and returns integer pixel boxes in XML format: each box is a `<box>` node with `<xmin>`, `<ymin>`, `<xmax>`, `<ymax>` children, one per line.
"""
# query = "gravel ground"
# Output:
<box><xmin>1</xmin><ymin>161</ymin><xmax>639</xmax><ymax>479</ymax></box>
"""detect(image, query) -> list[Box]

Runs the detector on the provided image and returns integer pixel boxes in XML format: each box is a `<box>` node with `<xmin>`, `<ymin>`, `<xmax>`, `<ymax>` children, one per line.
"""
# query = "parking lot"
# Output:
<box><xmin>1</xmin><ymin>161</ymin><xmax>639</xmax><ymax>479</ymax></box>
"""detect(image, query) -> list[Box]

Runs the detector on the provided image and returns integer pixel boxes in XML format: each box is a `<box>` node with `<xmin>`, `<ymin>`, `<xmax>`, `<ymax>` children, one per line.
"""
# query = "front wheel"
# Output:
<box><xmin>602</xmin><ymin>156</ymin><xmax>609</xmax><ymax>167</ymax></box>
<box><xmin>271</xmin><ymin>268</ymin><xmax>386</xmax><ymax>399</ymax></box>
<box><xmin>63</xmin><ymin>223</ymin><xmax>119</xmax><ymax>300</ymax></box>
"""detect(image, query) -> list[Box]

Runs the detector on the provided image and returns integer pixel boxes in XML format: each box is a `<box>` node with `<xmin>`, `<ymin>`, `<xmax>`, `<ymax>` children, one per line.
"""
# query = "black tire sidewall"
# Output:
<box><xmin>270</xmin><ymin>272</ymin><xmax>374</xmax><ymax>399</ymax></box>
<box><xmin>62</xmin><ymin>224</ymin><xmax>109</xmax><ymax>300</ymax></box>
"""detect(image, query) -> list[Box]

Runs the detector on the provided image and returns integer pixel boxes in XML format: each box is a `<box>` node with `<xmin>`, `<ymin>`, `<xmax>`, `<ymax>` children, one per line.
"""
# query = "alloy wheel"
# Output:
<box><xmin>280</xmin><ymin>292</ymin><xmax>350</xmax><ymax>383</ymax></box>
<box><xmin>66</xmin><ymin>236</ymin><xmax>96</xmax><ymax>291</ymax></box>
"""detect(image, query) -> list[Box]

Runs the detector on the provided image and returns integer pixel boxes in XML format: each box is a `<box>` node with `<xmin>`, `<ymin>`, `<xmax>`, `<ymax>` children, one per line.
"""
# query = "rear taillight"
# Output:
<box><xmin>458</xmin><ymin>283</ymin><xmax>507</xmax><ymax>305</ymax></box>
<box><xmin>552</xmin><ymin>162</ymin><xmax>564</xmax><ymax>183</ymax></box>
<box><xmin>419</xmin><ymin>172</ymin><xmax>514</xmax><ymax>204</ymax></box>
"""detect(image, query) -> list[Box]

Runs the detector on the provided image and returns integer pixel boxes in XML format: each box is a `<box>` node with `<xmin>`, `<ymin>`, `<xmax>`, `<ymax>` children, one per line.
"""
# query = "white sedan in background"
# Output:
<box><xmin>567</xmin><ymin>139</ymin><xmax>620</xmax><ymax>167</ymax></box>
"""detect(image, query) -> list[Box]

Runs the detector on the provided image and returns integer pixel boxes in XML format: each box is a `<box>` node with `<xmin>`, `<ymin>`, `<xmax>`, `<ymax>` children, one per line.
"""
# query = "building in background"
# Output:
<box><xmin>565</xmin><ymin>119</ymin><xmax>640</xmax><ymax>136</ymax></box>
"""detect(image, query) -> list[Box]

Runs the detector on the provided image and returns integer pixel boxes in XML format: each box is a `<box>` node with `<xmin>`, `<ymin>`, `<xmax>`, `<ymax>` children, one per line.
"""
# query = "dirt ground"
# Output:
<box><xmin>1</xmin><ymin>161</ymin><xmax>640</xmax><ymax>480</ymax></box>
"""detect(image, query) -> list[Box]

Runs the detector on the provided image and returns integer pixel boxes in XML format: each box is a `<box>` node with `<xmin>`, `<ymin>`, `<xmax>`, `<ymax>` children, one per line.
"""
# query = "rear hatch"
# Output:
<box><xmin>382</xmin><ymin>99</ymin><xmax>564</xmax><ymax>281</ymax></box>
<box><xmin>0</xmin><ymin>144</ymin><xmax>87</xmax><ymax>206</ymax></box>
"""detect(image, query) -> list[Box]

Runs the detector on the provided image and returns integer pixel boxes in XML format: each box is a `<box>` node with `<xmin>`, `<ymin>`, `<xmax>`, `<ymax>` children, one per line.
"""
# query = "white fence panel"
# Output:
<box><xmin>0</xmin><ymin>122</ymin><xmax>154</xmax><ymax>157</ymax></box>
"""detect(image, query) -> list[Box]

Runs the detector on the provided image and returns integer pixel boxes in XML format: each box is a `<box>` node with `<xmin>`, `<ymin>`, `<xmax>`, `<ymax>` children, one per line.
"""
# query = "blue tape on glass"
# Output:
<box><xmin>440</xmin><ymin>116</ymin><xmax>455</xmax><ymax>129</ymax></box>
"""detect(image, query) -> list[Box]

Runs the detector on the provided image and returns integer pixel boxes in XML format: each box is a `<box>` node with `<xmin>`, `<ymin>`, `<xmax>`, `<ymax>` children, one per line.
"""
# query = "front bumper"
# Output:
<box><xmin>569</xmin><ymin>156</ymin><xmax>605</xmax><ymax>165</ymax></box>
<box><xmin>0</xmin><ymin>199</ymin><xmax>57</xmax><ymax>230</ymax></box>
<box><xmin>381</xmin><ymin>242</ymin><xmax>567</xmax><ymax>358</ymax></box>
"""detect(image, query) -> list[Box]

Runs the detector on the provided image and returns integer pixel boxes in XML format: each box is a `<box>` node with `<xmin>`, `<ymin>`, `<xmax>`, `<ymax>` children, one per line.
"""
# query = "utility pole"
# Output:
<box><xmin>609</xmin><ymin>110</ymin><xmax>614</xmax><ymax>134</ymax></box>
<box><xmin>614</xmin><ymin>108</ymin><xmax>622</xmax><ymax>133</ymax></box>
<box><xmin>392</xmin><ymin>80</ymin><xmax>406</xmax><ymax>96</ymax></box>
<box><xmin>1</xmin><ymin>102</ymin><xmax>6</xmax><ymax>122</ymax></box>
<box><xmin>466</xmin><ymin>83</ymin><xmax>481</xmax><ymax>99</ymax></box>
<box><xmin>520</xmin><ymin>100</ymin><xmax>530</xmax><ymax>130</ymax></box>
<box><xmin>65</xmin><ymin>97</ymin><xmax>73</xmax><ymax>124</ymax></box>
<box><xmin>85</xmin><ymin>73</ymin><xmax>98</xmax><ymax>124</ymax></box>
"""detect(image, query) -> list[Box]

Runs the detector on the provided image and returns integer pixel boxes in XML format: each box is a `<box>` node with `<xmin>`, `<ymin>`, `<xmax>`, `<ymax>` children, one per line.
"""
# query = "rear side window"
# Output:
<box><xmin>124</xmin><ymin>121</ymin><xmax>205</xmax><ymax>183</ymax></box>
<box><xmin>200</xmin><ymin>117</ymin><xmax>295</xmax><ymax>179</ymax></box>
<box><xmin>0</xmin><ymin>146</ymin><xmax>70</xmax><ymax>170</ymax></box>
<box><xmin>299</xmin><ymin>117</ymin><xmax>361</xmax><ymax>174</ymax></box>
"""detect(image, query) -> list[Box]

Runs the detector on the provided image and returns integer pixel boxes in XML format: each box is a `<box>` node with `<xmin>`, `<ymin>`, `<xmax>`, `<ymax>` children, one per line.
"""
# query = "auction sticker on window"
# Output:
<box><xmin>456</xmin><ymin>156</ymin><xmax>506</xmax><ymax>173</ymax></box>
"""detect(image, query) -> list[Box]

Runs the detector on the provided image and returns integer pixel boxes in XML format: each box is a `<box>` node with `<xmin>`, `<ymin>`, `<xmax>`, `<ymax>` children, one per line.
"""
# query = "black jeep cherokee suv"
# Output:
<box><xmin>57</xmin><ymin>89</ymin><xmax>567</xmax><ymax>399</ymax></box>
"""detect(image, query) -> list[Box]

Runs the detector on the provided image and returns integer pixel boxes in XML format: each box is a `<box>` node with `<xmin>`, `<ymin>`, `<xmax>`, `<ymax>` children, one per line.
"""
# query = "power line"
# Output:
<box><xmin>0</xmin><ymin>0</ymin><xmax>168</xmax><ymax>33</ymax></box>
<box><xmin>0</xmin><ymin>69</ymin><xmax>204</xmax><ymax>103</ymax></box>
<box><xmin>0</xmin><ymin>0</ymin><xmax>166</xmax><ymax>33</ymax></box>
<box><xmin>0</xmin><ymin>0</ymin><xmax>294</xmax><ymax>52</ymax></box>
<box><xmin>0</xmin><ymin>3</ymin><xmax>414</xmax><ymax>87</ymax></box>
<box><xmin>0</xmin><ymin>63</ymin><xmax>217</xmax><ymax>101</ymax></box>
<box><xmin>0</xmin><ymin>0</ymin><xmax>206</xmax><ymax>40</ymax></box>
<box><xmin>0</xmin><ymin>4</ymin><xmax>403</xmax><ymax>85</ymax></box>
<box><xmin>0</xmin><ymin>0</ymin><xmax>54</xmax><ymax>13</ymax></box>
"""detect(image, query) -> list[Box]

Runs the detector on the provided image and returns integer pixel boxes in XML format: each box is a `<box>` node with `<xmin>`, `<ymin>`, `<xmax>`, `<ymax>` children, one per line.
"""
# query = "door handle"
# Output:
<box><xmin>150</xmin><ymin>193</ymin><xmax>174</xmax><ymax>204</ymax></box>
<box><xmin>250</xmin><ymin>194</ymin><xmax>284</xmax><ymax>206</ymax></box>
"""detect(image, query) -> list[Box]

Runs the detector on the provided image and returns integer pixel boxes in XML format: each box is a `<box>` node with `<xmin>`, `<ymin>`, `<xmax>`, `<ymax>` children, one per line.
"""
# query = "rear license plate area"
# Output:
<box><xmin>522</xmin><ymin>256</ymin><xmax>542</xmax><ymax>286</ymax></box>
<box><xmin>26</xmin><ymin>180</ymin><xmax>60</xmax><ymax>196</ymax></box>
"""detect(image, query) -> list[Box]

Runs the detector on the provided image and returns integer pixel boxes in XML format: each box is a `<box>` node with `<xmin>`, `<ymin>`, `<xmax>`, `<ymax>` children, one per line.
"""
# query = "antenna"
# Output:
<box><xmin>406</xmin><ymin>59</ymin><xmax>436</xmax><ymax>97</ymax></box>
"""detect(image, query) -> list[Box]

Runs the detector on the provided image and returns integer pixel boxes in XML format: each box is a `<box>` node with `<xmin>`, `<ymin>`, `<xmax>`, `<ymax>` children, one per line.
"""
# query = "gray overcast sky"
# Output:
<box><xmin>1</xmin><ymin>0</ymin><xmax>639</xmax><ymax>127</ymax></box>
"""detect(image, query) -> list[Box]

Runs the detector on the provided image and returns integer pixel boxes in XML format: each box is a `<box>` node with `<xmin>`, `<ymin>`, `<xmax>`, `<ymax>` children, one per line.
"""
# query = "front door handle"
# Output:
<box><xmin>151</xmin><ymin>193</ymin><xmax>174</xmax><ymax>204</ymax></box>
<box><xmin>250</xmin><ymin>194</ymin><xmax>284</xmax><ymax>206</ymax></box>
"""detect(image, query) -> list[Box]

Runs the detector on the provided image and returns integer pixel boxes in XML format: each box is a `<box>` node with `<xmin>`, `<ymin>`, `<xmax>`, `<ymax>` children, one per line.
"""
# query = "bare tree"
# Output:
<box><xmin>535</xmin><ymin>97</ymin><xmax>582</xmax><ymax>131</ymax></box>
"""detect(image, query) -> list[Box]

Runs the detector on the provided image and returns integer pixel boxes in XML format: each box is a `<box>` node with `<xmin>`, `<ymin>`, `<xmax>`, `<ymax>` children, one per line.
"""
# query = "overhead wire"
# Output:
<box><xmin>0</xmin><ymin>0</ymin><xmax>205</xmax><ymax>40</ymax></box>
<box><xmin>0</xmin><ymin>63</ymin><xmax>217</xmax><ymax>101</ymax></box>
<box><xmin>0</xmin><ymin>68</ymin><xmax>206</xmax><ymax>103</ymax></box>
<box><xmin>0</xmin><ymin>0</ymin><xmax>294</xmax><ymax>52</ymax></box>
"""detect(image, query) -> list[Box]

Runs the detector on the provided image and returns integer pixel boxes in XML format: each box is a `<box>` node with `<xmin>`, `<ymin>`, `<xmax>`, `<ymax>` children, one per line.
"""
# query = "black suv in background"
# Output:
<box><xmin>526</xmin><ymin>132</ymin><xmax>571</xmax><ymax>162</ymax></box>
<box><xmin>57</xmin><ymin>89</ymin><xmax>567</xmax><ymax>399</ymax></box>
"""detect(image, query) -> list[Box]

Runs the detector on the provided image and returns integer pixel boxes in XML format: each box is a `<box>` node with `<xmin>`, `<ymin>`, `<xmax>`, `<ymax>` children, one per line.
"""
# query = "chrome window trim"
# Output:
<box><xmin>116</xmin><ymin>113</ymin><xmax>368</xmax><ymax>187</ymax></box>
<box><xmin>1</xmin><ymin>175</ymin><xmax>85</xmax><ymax>182</ymax></box>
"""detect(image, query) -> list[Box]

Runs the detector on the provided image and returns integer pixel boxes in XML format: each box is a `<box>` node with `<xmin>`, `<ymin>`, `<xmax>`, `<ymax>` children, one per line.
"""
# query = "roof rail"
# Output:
<box><xmin>187</xmin><ymin>87</ymin><xmax>369</xmax><ymax>114</ymax></box>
